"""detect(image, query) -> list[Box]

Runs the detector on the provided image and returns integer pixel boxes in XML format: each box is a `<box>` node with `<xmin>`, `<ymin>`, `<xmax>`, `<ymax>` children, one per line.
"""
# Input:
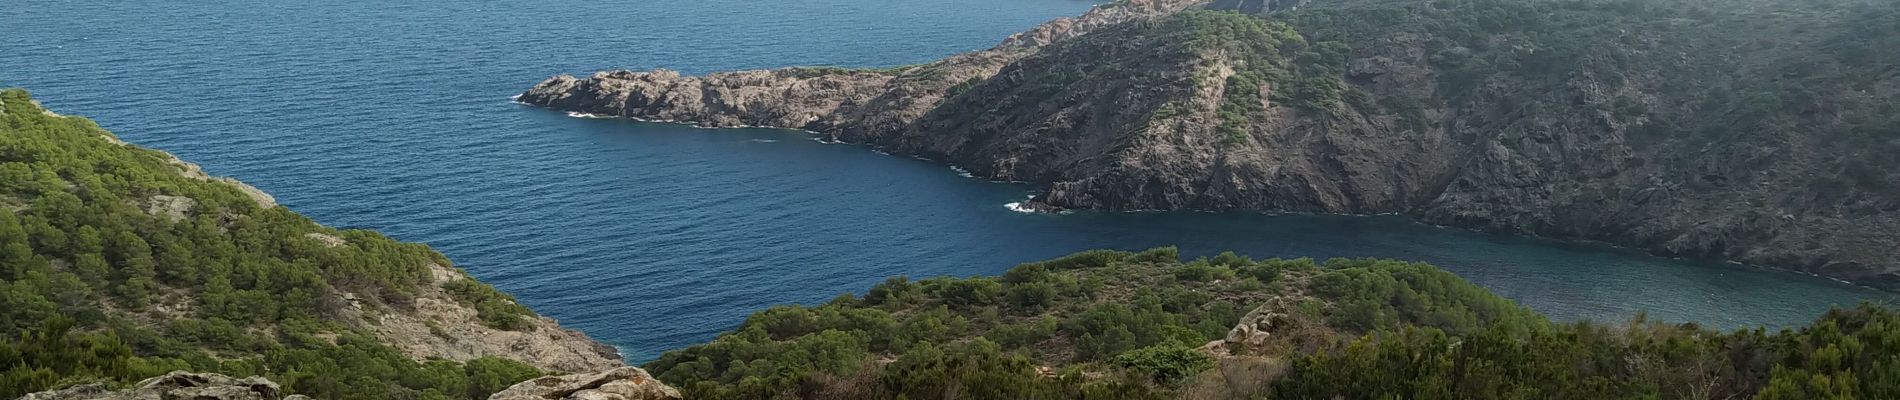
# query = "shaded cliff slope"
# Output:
<box><xmin>519</xmin><ymin>0</ymin><xmax>1900</xmax><ymax>289</ymax></box>
<box><xmin>0</xmin><ymin>89</ymin><xmax>641</xmax><ymax>399</ymax></box>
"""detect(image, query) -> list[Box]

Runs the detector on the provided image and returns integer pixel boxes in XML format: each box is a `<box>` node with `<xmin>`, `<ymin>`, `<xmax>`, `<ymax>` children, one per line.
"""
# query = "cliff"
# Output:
<box><xmin>518</xmin><ymin>0</ymin><xmax>1900</xmax><ymax>290</ymax></box>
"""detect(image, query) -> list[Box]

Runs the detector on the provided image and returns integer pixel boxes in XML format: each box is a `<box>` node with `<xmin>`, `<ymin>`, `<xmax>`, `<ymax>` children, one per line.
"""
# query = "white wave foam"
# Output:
<box><xmin>1005</xmin><ymin>202</ymin><xmax>1036</xmax><ymax>213</ymax></box>
<box><xmin>566</xmin><ymin>111</ymin><xmax>612</xmax><ymax>119</ymax></box>
<box><xmin>750</xmin><ymin>139</ymin><xmax>779</xmax><ymax>143</ymax></box>
<box><xmin>950</xmin><ymin>165</ymin><xmax>974</xmax><ymax>178</ymax></box>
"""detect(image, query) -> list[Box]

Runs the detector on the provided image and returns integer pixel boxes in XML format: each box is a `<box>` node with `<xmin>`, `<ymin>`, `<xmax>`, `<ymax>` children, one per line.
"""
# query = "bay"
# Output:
<box><xmin>2</xmin><ymin>0</ymin><xmax>1887</xmax><ymax>362</ymax></box>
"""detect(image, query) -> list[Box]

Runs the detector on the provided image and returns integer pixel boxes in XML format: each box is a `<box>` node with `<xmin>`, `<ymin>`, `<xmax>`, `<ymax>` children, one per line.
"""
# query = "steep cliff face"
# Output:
<box><xmin>517</xmin><ymin>0</ymin><xmax>1900</xmax><ymax>289</ymax></box>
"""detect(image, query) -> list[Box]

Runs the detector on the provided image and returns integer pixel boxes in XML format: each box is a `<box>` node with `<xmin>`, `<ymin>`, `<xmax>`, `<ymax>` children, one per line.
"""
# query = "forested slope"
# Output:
<box><xmin>645</xmin><ymin>248</ymin><xmax>1900</xmax><ymax>399</ymax></box>
<box><xmin>520</xmin><ymin>0</ymin><xmax>1900</xmax><ymax>290</ymax></box>
<box><xmin>0</xmin><ymin>89</ymin><xmax>621</xmax><ymax>399</ymax></box>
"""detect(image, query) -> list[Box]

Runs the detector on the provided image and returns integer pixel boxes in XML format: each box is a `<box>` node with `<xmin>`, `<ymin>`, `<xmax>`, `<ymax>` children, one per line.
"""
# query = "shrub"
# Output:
<box><xmin>1114</xmin><ymin>344</ymin><xmax>1214</xmax><ymax>385</ymax></box>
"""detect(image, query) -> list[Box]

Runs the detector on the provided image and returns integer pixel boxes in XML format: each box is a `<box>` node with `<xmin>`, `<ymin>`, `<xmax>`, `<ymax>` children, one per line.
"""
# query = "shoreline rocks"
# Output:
<box><xmin>514</xmin><ymin>0</ymin><xmax>1900</xmax><ymax>291</ymax></box>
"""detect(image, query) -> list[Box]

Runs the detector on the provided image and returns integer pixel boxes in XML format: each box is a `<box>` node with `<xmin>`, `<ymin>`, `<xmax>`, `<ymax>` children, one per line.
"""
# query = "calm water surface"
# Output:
<box><xmin>3</xmin><ymin>0</ymin><xmax>1890</xmax><ymax>361</ymax></box>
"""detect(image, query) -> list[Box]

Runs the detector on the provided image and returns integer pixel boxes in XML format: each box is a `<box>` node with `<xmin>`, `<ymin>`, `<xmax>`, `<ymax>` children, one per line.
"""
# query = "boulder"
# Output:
<box><xmin>488</xmin><ymin>367</ymin><xmax>682</xmax><ymax>400</ymax></box>
<box><xmin>20</xmin><ymin>371</ymin><xmax>280</xmax><ymax>400</ymax></box>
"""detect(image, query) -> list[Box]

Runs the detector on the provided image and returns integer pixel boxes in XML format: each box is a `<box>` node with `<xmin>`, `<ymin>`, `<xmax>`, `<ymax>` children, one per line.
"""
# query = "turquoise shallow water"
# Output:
<box><xmin>2</xmin><ymin>0</ymin><xmax>1890</xmax><ymax>362</ymax></box>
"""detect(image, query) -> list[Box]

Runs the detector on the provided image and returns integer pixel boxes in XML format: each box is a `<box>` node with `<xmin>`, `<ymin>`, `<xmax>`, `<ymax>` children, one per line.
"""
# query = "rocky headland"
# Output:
<box><xmin>517</xmin><ymin>0</ymin><xmax>1900</xmax><ymax>290</ymax></box>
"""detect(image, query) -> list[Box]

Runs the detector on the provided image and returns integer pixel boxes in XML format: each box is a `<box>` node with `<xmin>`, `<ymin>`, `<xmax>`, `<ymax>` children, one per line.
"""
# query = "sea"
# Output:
<box><xmin>2</xmin><ymin>0</ymin><xmax>1889</xmax><ymax>362</ymax></box>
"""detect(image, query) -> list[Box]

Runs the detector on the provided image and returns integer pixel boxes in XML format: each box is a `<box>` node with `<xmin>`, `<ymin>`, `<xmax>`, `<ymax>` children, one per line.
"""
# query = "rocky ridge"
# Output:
<box><xmin>517</xmin><ymin>0</ymin><xmax>1900</xmax><ymax>290</ymax></box>
<box><xmin>516</xmin><ymin>0</ymin><xmax>1208</xmax><ymax>139</ymax></box>
<box><xmin>19</xmin><ymin>372</ymin><xmax>298</xmax><ymax>400</ymax></box>
<box><xmin>19</xmin><ymin>369</ymin><xmax>681</xmax><ymax>400</ymax></box>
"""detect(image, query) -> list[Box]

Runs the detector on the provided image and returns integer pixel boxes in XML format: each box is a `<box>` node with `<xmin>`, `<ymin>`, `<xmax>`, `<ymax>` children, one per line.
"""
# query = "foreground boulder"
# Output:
<box><xmin>488</xmin><ymin>367</ymin><xmax>682</xmax><ymax>400</ymax></box>
<box><xmin>19</xmin><ymin>371</ymin><xmax>299</xmax><ymax>400</ymax></box>
<box><xmin>17</xmin><ymin>368</ymin><xmax>682</xmax><ymax>400</ymax></box>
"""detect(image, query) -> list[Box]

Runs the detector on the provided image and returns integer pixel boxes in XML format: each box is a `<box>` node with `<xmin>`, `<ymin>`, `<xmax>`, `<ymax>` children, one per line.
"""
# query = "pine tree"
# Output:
<box><xmin>107</xmin><ymin>231</ymin><xmax>157</xmax><ymax>308</ymax></box>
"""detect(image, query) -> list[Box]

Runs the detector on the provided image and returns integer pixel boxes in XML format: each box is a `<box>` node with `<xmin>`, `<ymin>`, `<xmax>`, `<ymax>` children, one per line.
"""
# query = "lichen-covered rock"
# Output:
<box><xmin>143</xmin><ymin>195</ymin><xmax>197</xmax><ymax>222</ymax></box>
<box><xmin>487</xmin><ymin>367</ymin><xmax>682</xmax><ymax>400</ymax></box>
<box><xmin>20</xmin><ymin>371</ymin><xmax>281</xmax><ymax>400</ymax></box>
<box><xmin>360</xmin><ymin>263</ymin><xmax>625</xmax><ymax>374</ymax></box>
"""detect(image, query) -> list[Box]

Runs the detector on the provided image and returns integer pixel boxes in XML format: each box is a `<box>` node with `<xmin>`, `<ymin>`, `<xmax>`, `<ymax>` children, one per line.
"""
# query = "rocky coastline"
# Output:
<box><xmin>515</xmin><ymin>0</ymin><xmax>1900</xmax><ymax>290</ymax></box>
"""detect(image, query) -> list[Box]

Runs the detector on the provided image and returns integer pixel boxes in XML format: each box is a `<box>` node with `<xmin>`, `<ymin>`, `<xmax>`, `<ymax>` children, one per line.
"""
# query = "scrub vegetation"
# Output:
<box><xmin>0</xmin><ymin>89</ymin><xmax>543</xmax><ymax>399</ymax></box>
<box><xmin>645</xmin><ymin>247</ymin><xmax>1899</xmax><ymax>399</ymax></box>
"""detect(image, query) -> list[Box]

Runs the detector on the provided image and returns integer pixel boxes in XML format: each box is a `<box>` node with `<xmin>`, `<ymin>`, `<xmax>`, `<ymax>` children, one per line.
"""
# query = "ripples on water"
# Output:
<box><xmin>3</xmin><ymin>0</ymin><xmax>1890</xmax><ymax>361</ymax></box>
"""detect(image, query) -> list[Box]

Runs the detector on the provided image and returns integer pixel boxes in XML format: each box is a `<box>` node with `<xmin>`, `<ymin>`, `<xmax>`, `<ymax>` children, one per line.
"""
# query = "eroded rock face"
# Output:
<box><xmin>143</xmin><ymin>195</ymin><xmax>197</xmax><ymax>222</ymax></box>
<box><xmin>488</xmin><ymin>367</ymin><xmax>683</xmax><ymax>400</ymax></box>
<box><xmin>361</xmin><ymin>263</ymin><xmax>625</xmax><ymax>374</ymax></box>
<box><xmin>20</xmin><ymin>371</ymin><xmax>287</xmax><ymax>400</ymax></box>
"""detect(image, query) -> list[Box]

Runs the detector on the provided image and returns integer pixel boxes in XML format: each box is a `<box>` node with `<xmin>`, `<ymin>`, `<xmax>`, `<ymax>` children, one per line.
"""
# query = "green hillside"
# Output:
<box><xmin>645</xmin><ymin>248</ymin><xmax>1900</xmax><ymax>399</ymax></box>
<box><xmin>0</xmin><ymin>89</ymin><xmax>554</xmax><ymax>400</ymax></box>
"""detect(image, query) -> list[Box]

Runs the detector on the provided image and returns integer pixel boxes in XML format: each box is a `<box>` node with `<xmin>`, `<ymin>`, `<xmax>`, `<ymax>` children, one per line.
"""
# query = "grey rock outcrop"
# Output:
<box><xmin>18</xmin><ymin>368</ymin><xmax>683</xmax><ymax>400</ymax></box>
<box><xmin>488</xmin><ymin>367</ymin><xmax>682</xmax><ymax>400</ymax></box>
<box><xmin>19</xmin><ymin>372</ymin><xmax>284</xmax><ymax>400</ymax></box>
<box><xmin>359</xmin><ymin>263</ymin><xmax>625</xmax><ymax>373</ymax></box>
<box><xmin>142</xmin><ymin>195</ymin><xmax>197</xmax><ymax>222</ymax></box>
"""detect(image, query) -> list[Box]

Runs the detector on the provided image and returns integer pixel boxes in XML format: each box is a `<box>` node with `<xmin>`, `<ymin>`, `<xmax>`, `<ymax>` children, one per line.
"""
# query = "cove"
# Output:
<box><xmin>2</xmin><ymin>0</ymin><xmax>1889</xmax><ymax>362</ymax></box>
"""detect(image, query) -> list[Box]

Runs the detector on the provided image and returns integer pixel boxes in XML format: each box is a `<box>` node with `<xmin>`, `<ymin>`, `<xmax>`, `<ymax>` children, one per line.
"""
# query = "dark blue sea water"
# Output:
<box><xmin>3</xmin><ymin>0</ymin><xmax>1891</xmax><ymax>362</ymax></box>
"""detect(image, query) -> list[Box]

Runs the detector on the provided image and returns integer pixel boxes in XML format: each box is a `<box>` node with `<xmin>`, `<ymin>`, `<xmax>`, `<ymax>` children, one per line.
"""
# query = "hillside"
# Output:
<box><xmin>0</xmin><ymin>89</ymin><xmax>629</xmax><ymax>399</ymax></box>
<box><xmin>641</xmin><ymin>248</ymin><xmax>1900</xmax><ymax>399</ymax></box>
<box><xmin>517</xmin><ymin>0</ymin><xmax>1900</xmax><ymax>290</ymax></box>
